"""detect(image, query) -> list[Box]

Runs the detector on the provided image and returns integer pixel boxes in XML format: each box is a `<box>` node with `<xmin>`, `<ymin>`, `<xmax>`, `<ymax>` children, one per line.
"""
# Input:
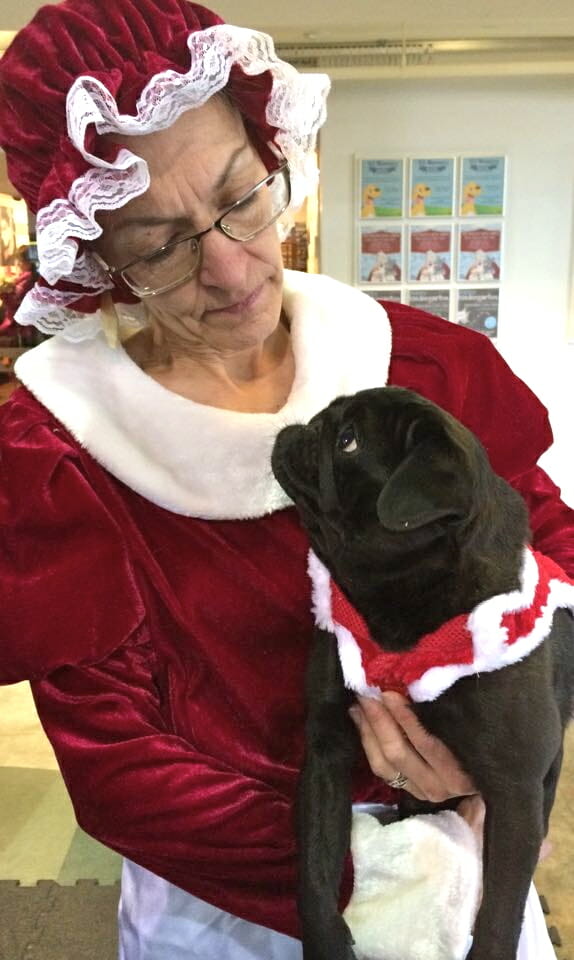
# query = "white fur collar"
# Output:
<box><xmin>15</xmin><ymin>271</ymin><xmax>392</xmax><ymax>519</ymax></box>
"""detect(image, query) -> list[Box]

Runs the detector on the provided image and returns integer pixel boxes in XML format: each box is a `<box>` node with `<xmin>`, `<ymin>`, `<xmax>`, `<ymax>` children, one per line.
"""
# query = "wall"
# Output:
<box><xmin>319</xmin><ymin>75</ymin><xmax>574</xmax><ymax>505</ymax></box>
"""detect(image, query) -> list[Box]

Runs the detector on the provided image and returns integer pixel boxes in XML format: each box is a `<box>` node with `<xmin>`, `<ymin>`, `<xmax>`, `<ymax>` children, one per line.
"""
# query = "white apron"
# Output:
<box><xmin>118</xmin><ymin>852</ymin><xmax>556</xmax><ymax>960</ymax></box>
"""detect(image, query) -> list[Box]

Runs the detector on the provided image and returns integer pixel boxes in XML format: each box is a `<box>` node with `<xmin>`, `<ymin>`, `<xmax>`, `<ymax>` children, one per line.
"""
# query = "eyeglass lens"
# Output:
<box><xmin>121</xmin><ymin>167</ymin><xmax>290</xmax><ymax>296</ymax></box>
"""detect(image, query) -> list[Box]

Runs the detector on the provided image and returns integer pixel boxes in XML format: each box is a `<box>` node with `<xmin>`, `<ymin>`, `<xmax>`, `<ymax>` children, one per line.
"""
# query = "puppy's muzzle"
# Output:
<box><xmin>271</xmin><ymin>423</ymin><xmax>321</xmax><ymax>508</ymax></box>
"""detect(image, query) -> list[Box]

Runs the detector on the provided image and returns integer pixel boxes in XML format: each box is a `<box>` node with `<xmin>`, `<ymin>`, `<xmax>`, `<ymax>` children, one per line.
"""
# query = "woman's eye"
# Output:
<box><xmin>337</xmin><ymin>426</ymin><xmax>358</xmax><ymax>453</ymax></box>
<box><xmin>147</xmin><ymin>244</ymin><xmax>177</xmax><ymax>265</ymax></box>
<box><xmin>237</xmin><ymin>190</ymin><xmax>259</xmax><ymax>208</ymax></box>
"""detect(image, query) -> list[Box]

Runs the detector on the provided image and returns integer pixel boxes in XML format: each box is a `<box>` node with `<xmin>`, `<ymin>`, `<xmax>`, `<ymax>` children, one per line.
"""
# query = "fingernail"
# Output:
<box><xmin>348</xmin><ymin>706</ymin><xmax>361</xmax><ymax>723</ymax></box>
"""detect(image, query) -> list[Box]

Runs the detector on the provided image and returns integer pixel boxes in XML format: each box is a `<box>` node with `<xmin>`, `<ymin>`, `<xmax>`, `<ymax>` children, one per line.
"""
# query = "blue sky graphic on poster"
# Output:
<box><xmin>360</xmin><ymin>160</ymin><xmax>404</xmax><ymax>218</ymax></box>
<box><xmin>460</xmin><ymin>157</ymin><xmax>505</xmax><ymax>215</ymax></box>
<box><xmin>409</xmin><ymin>158</ymin><xmax>454</xmax><ymax>216</ymax></box>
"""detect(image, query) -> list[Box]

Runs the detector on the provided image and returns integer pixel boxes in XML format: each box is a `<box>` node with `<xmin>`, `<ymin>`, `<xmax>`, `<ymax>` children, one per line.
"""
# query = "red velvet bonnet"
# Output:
<box><xmin>0</xmin><ymin>0</ymin><xmax>329</xmax><ymax>338</ymax></box>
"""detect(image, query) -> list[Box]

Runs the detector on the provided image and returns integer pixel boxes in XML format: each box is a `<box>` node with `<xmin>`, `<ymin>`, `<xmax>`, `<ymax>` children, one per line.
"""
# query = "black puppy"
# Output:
<box><xmin>271</xmin><ymin>386</ymin><xmax>574</xmax><ymax>960</ymax></box>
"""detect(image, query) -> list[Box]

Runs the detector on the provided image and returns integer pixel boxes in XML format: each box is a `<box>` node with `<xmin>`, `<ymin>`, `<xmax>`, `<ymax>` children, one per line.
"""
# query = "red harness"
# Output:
<box><xmin>309</xmin><ymin>548</ymin><xmax>574</xmax><ymax>702</ymax></box>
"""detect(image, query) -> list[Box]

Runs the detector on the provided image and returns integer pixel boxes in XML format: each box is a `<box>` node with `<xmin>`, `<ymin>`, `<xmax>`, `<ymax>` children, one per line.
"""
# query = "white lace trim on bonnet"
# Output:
<box><xmin>17</xmin><ymin>24</ymin><xmax>330</xmax><ymax>342</ymax></box>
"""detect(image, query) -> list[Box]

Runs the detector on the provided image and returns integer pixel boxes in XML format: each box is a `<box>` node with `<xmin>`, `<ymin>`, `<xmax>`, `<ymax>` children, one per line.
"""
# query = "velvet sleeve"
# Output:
<box><xmin>0</xmin><ymin>390</ymin><xmax>301</xmax><ymax>936</ymax></box>
<box><xmin>30</xmin><ymin>635</ymin><xmax>300</xmax><ymax>937</ymax></box>
<box><xmin>0</xmin><ymin>393</ymin><xmax>145</xmax><ymax>683</ymax></box>
<box><xmin>385</xmin><ymin>302</ymin><xmax>574</xmax><ymax>578</ymax></box>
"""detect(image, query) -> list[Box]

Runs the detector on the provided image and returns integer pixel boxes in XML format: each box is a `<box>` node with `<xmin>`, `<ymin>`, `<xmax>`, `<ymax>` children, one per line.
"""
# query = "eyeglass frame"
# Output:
<box><xmin>92</xmin><ymin>162</ymin><xmax>291</xmax><ymax>298</ymax></box>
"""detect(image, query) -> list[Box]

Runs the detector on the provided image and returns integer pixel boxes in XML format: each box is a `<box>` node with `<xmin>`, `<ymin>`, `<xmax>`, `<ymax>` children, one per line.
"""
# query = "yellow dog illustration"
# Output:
<box><xmin>361</xmin><ymin>183</ymin><xmax>381</xmax><ymax>217</ymax></box>
<box><xmin>461</xmin><ymin>181</ymin><xmax>482</xmax><ymax>215</ymax></box>
<box><xmin>410</xmin><ymin>183</ymin><xmax>431</xmax><ymax>216</ymax></box>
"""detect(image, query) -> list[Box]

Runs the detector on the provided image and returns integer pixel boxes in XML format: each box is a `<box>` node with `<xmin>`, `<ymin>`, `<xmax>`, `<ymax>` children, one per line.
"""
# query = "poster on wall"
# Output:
<box><xmin>408</xmin><ymin>226</ymin><xmax>452</xmax><ymax>282</ymax></box>
<box><xmin>457</xmin><ymin>288</ymin><xmax>499</xmax><ymax>338</ymax></box>
<box><xmin>409</xmin><ymin>158</ymin><xmax>455</xmax><ymax>217</ymax></box>
<box><xmin>458</xmin><ymin>223</ymin><xmax>502</xmax><ymax>281</ymax></box>
<box><xmin>460</xmin><ymin>157</ymin><xmax>506</xmax><ymax>216</ymax></box>
<box><xmin>361</xmin><ymin>287</ymin><xmax>403</xmax><ymax>303</ymax></box>
<box><xmin>359</xmin><ymin>224</ymin><xmax>403</xmax><ymax>283</ymax></box>
<box><xmin>408</xmin><ymin>288</ymin><xmax>451</xmax><ymax>322</ymax></box>
<box><xmin>359</xmin><ymin>159</ymin><xmax>404</xmax><ymax>219</ymax></box>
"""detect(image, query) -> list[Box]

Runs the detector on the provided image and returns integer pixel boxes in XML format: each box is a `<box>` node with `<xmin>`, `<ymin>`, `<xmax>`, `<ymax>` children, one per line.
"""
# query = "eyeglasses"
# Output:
<box><xmin>93</xmin><ymin>163</ymin><xmax>291</xmax><ymax>298</ymax></box>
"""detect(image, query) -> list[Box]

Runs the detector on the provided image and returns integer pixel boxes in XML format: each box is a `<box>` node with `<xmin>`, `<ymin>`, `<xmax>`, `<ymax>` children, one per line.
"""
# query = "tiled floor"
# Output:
<box><xmin>0</xmin><ymin>682</ymin><xmax>122</xmax><ymax>887</ymax></box>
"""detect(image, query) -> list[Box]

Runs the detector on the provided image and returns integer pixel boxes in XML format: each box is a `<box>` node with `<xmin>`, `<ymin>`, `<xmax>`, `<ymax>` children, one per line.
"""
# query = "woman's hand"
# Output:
<box><xmin>349</xmin><ymin>692</ymin><xmax>477</xmax><ymax>802</ymax></box>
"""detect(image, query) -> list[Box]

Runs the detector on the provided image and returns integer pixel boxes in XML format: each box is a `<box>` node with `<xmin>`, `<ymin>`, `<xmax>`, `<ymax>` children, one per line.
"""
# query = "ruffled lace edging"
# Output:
<box><xmin>18</xmin><ymin>23</ymin><xmax>330</xmax><ymax>341</ymax></box>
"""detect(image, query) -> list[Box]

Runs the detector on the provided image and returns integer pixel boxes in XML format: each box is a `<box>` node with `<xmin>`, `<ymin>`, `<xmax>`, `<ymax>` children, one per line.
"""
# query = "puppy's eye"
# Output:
<box><xmin>337</xmin><ymin>425</ymin><xmax>358</xmax><ymax>453</ymax></box>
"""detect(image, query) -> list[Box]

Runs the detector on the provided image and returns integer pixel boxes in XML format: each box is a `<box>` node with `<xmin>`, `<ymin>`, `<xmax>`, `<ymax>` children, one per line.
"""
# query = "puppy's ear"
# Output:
<box><xmin>376</xmin><ymin>438</ymin><xmax>472</xmax><ymax>532</ymax></box>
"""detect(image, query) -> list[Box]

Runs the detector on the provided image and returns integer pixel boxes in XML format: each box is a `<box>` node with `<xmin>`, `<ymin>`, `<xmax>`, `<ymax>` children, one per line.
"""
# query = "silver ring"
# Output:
<box><xmin>386</xmin><ymin>771</ymin><xmax>409</xmax><ymax>789</ymax></box>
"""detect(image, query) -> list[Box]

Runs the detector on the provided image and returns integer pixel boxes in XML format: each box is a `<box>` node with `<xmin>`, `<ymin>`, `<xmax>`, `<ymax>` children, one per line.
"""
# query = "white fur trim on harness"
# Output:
<box><xmin>308</xmin><ymin>547</ymin><xmax>574</xmax><ymax>703</ymax></box>
<box><xmin>308</xmin><ymin>550</ymin><xmax>382</xmax><ymax>697</ymax></box>
<box><xmin>410</xmin><ymin>549</ymin><xmax>574</xmax><ymax>701</ymax></box>
<box><xmin>16</xmin><ymin>25</ymin><xmax>330</xmax><ymax>340</ymax></box>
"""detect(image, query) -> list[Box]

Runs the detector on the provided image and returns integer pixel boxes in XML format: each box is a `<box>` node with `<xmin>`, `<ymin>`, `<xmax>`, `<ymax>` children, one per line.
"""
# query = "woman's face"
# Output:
<box><xmin>95</xmin><ymin>97</ymin><xmax>285</xmax><ymax>356</ymax></box>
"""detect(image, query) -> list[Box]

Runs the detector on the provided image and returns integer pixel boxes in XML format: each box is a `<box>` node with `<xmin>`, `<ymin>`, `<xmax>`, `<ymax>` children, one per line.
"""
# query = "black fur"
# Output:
<box><xmin>271</xmin><ymin>386</ymin><xmax>574</xmax><ymax>960</ymax></box>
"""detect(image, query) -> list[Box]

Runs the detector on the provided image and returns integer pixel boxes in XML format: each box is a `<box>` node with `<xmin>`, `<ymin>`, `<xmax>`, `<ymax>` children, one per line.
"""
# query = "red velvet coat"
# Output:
<box><xmin>1</xmin><ymin>301</ymin><xmax>573</xmax><ymax>938</ymax></box>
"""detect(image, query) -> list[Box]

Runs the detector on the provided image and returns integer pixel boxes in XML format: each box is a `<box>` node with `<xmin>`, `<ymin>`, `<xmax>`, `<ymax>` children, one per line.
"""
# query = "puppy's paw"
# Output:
<box><xmin>302</xmin><ymin>912</ymin><xmax>356</xmax><ymax>960</ymax></box>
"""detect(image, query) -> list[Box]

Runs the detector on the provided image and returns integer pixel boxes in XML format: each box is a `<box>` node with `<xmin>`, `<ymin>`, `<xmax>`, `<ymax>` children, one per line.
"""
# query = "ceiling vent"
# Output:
<box><xmin>275</xmin><ymin>37</ymin><xmax>574</xmax><ymax>77</ymax></box>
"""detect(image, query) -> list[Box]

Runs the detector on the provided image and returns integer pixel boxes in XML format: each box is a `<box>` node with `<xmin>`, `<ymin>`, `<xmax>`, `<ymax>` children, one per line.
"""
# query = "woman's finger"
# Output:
<box><xmin>352</xmin><ymin>697</ymin><xmax>444</xmax><ymax>801</ymax></box>
<box><xmin>349</xmin><ymin>701</ymin><xmax>426</xmax><ymax>800</ymax></box>
<box><xmin>352</xmin><ymin>693</ymin><xmax>475</xmax><ymax>802</ymax></box>
<box><xmin>349</xmin><ymin>699</ymin><xmax>443</xmax><ymax>801</ymax></box>
<box><xmin>377</xmin><ymin>692</ymin><xmax>477</xmax><ymax>796</ymax></box>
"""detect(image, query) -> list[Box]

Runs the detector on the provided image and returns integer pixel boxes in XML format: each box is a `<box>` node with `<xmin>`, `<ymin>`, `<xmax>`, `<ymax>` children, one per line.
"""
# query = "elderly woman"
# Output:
<box><xmin>0</xmin><ymin>2</ymin><xmax>571</xmax><ymax>959</ymax></box>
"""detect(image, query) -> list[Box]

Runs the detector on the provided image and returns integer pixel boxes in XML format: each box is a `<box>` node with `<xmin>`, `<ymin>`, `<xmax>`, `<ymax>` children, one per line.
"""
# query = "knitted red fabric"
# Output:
<box><xmin>328</xmin><ymin>549</ymin><xmax>574</xmax><ymax>699</ymax></box>
<box><xmin>330</xmin><ymin>579</ymin><xmax>473</xmax><ymax>696</ymax></box>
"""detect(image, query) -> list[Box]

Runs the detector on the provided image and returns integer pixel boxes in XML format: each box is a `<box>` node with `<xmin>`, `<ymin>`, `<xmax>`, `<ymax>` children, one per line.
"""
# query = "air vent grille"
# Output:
<box><xmin>275</xmin><ymin>37</ymin><xmax>574</xmax><ymax>73</ymax></box>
